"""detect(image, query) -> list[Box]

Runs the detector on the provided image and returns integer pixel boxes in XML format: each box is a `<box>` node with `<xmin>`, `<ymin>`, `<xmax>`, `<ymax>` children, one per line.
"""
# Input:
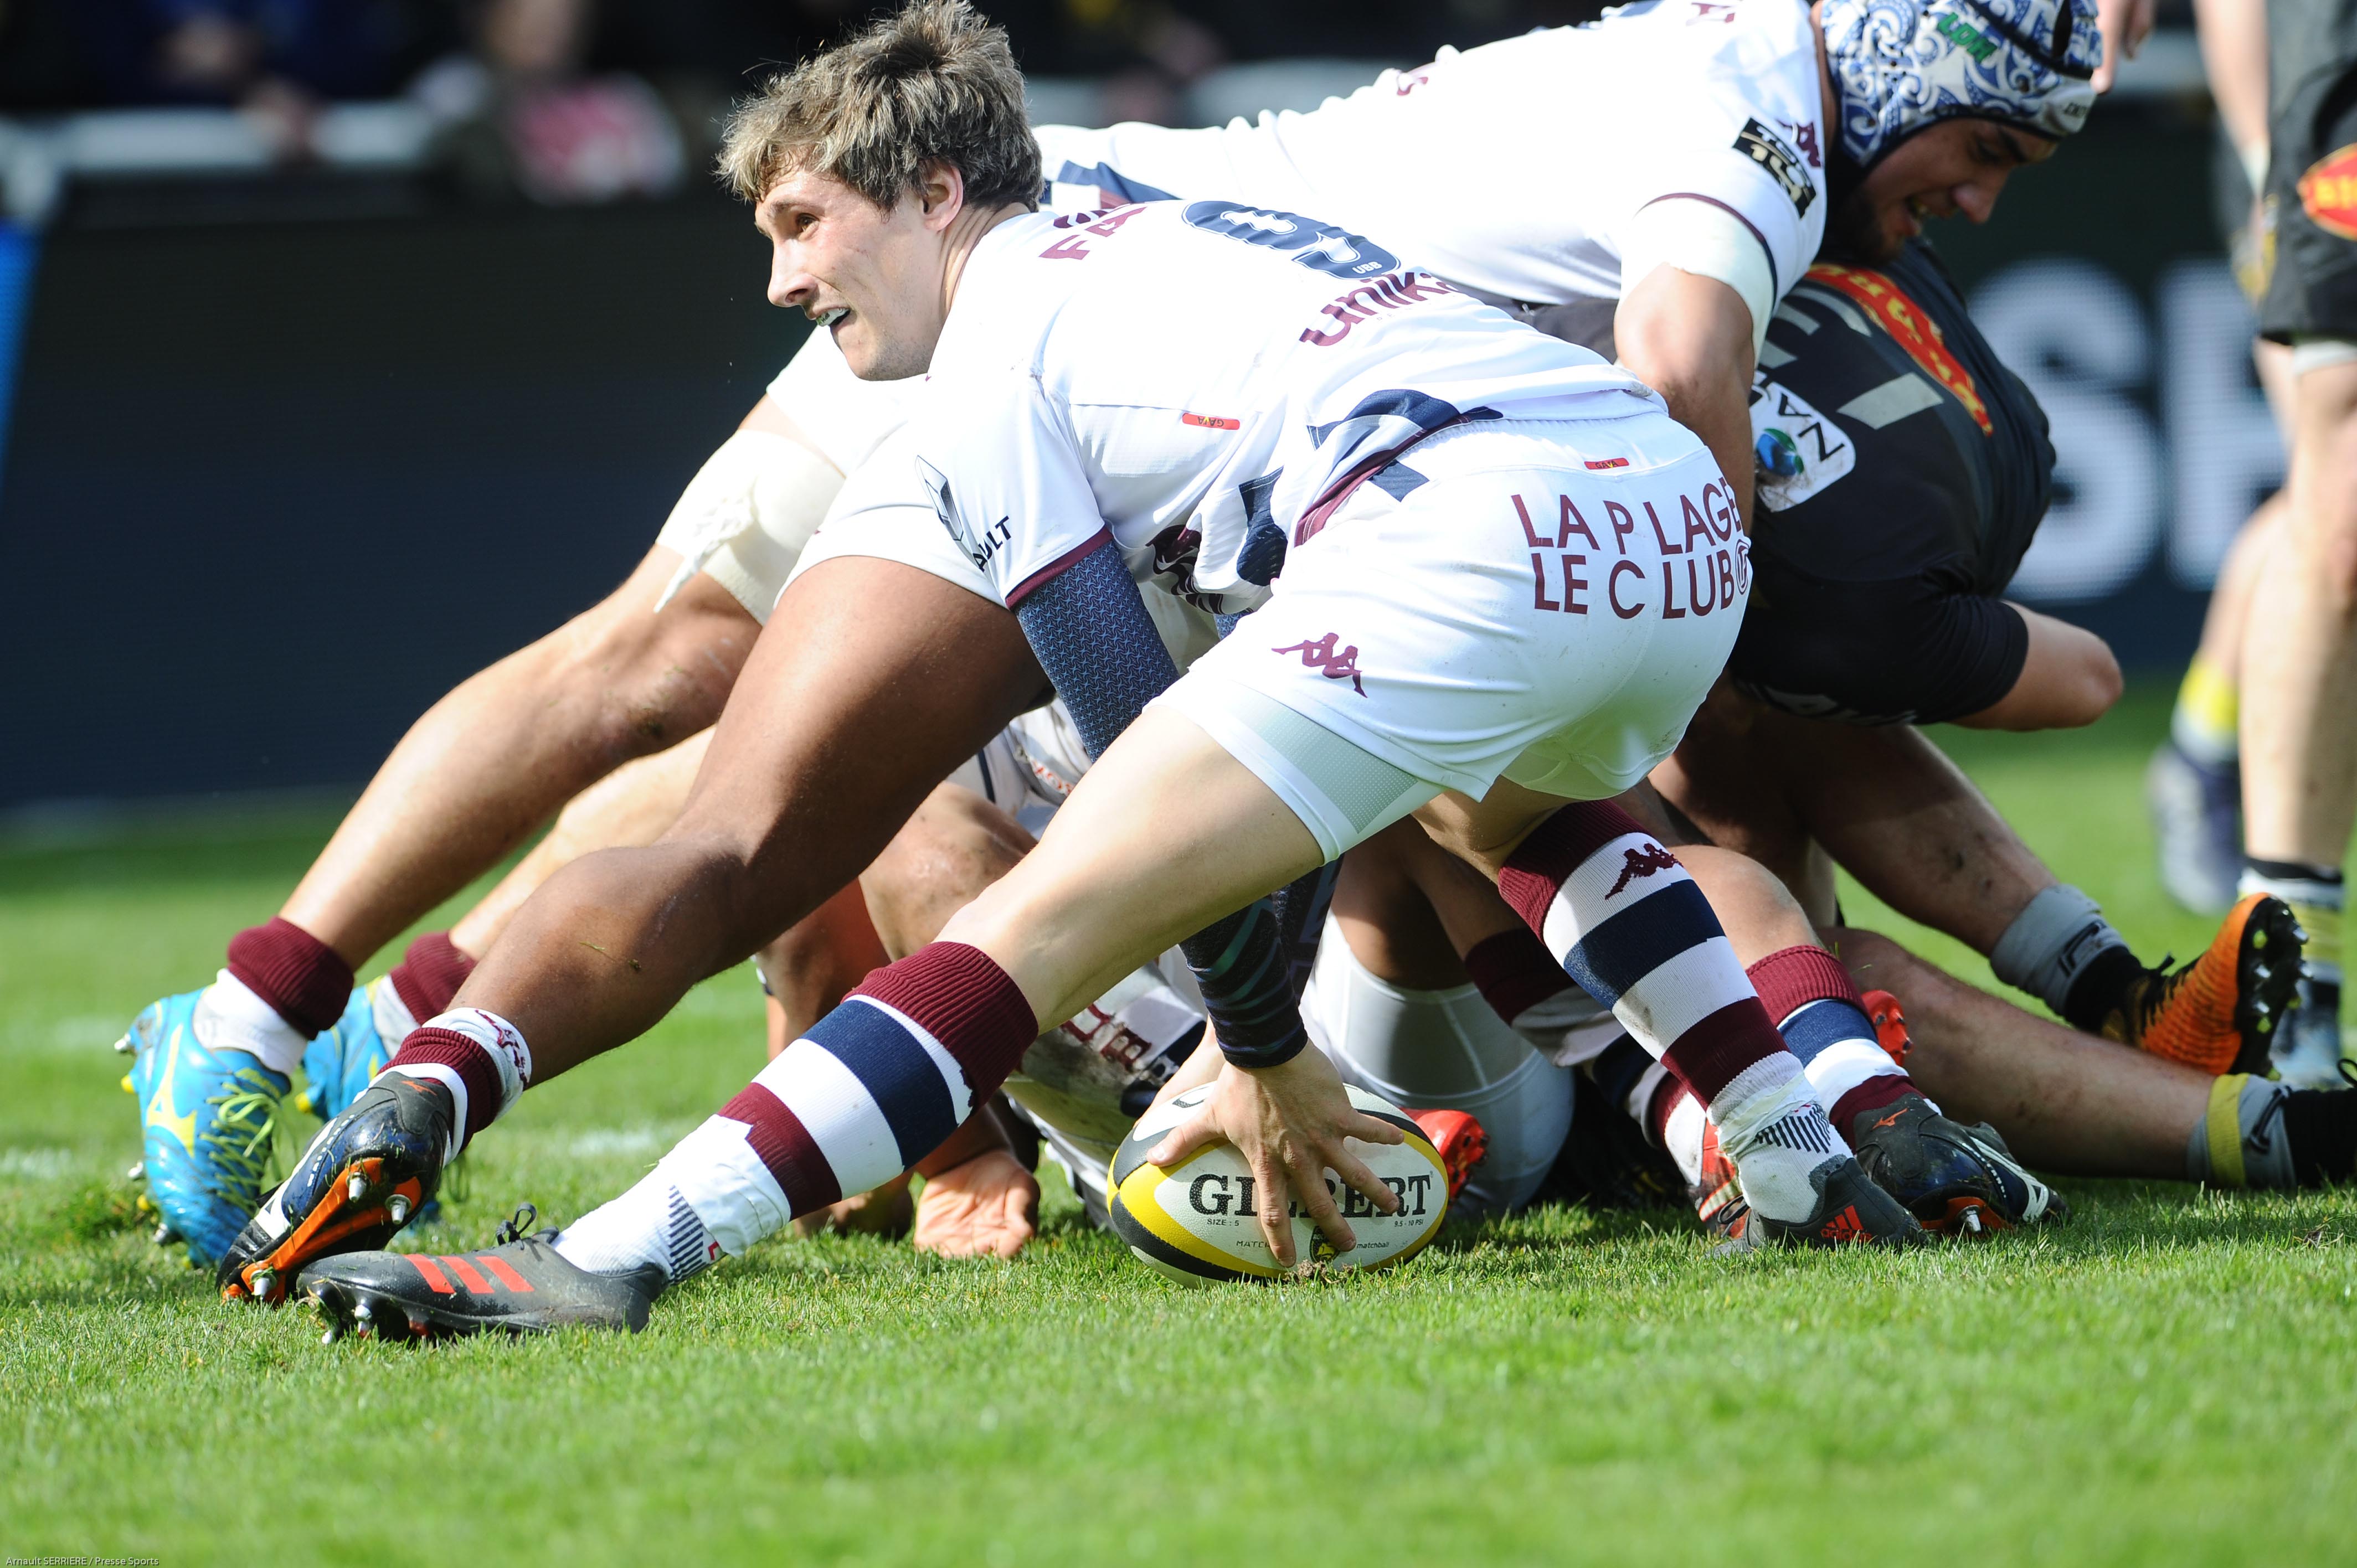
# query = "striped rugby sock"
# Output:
<box><xmin>1744</xmin><ymin>945</ymin><xmax>1916</xmax><ymax>1132</ymax></box>
<box><xmin>554</xmin><ymin>942</ymin><xmax>1036</xmax><ymax>1282</ymax></box>
<box><xmin>1496</xmin><ymin>803</ymin><xmax>1846</xmax><ymax>1223</ymax></box>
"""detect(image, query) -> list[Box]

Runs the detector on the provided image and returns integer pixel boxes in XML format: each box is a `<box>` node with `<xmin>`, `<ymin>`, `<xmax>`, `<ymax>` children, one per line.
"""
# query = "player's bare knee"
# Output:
<box><xmin>862</xmin><ymin>785</ymin><xmax>1033</xmax><ymax>955</ymax></box>
<box><xmin>1673</xmin><ymin>844</ymin><xmax>1814</xmax><ymax>963</ymax></box>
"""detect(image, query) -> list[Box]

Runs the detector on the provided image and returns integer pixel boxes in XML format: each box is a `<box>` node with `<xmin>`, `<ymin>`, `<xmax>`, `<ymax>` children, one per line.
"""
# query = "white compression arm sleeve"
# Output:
<box><xmin>1618</xmin><ymin>196</ymin><xmax>1778</xmax><ymax>357</ymax></box>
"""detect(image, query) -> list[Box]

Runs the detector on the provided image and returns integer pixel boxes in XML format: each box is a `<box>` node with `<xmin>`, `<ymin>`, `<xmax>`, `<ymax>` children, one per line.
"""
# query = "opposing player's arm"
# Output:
<box><xmin>1953</xmin><ymin>604</ymin><xmax>2121</xmax><ymax>731</ymax></box>
<box><xmin>1614</xmin><ymin>264</ymin><xmax>1759</xmax><ymax>528</ymax></box>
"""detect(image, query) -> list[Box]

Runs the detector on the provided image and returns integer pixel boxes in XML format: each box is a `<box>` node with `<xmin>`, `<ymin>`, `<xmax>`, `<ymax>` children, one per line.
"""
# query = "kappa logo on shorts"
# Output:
<box><xmin>1272</xmin><ymin>633</ymin><xmax>1367</xmax><ymax>695</ymax></box>
<box><xmin>1734</xmin><ymin>117</ymin><xmax>1815</xmax><ymax>216</ymax></box>
<box><xmin>2299</xmin><ymin>145</ymin><xmax>2357</xmax><ymax>241</ymax></box>
<box><xmin>1606</xmin><ymin>844</ymin><xmax>1681</xmax><ymax>898</ymax></box>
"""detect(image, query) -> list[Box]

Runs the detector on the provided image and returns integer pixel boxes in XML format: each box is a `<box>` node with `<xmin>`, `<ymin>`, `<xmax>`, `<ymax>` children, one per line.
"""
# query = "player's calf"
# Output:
<box><xmin>1493</xmin><ymin>802</ymin><xmax>1922</xmax><ymax>1247</ymax></box>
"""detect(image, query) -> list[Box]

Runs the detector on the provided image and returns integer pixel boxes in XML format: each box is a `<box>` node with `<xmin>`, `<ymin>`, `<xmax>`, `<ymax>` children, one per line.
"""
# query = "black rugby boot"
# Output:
<box><xmin>1849</xmin><ymin>1091</ymin><xmax>2066</xmax><ymax>1236</ymax></box>
<box><xmin>1722</xmin><ymin>1153</ymin><xmax>1927</xmax><ymax>1252</ymax></box>
<box><xmin>300</xmin><ymin>1211</ymin><xmax>659</xmax><ymax>1342</ymax></box>
<box><xmin>218</xmin><ymin>1075</ymin><xmax>453</xmax><ymax>1303</ymax></box>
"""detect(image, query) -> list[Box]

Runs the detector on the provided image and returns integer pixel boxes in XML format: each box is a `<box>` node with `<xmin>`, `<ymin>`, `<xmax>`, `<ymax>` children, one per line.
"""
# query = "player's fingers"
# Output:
<box><xmin>1287</xmin><ymin>1151</ymin><xmax>1356</xmax><ymax>1256</ymax></box>
<box><xmin>1147</xmin><ymin>1107</ymin><xmax>1221</xmax><ymax>1168</ymax></box>
<box><xmin>1252</xmin><ymin>1154</ymin><xmax>1297</xmax><ymax>1267</ymax></box>
<box><xmin>1326</xmin><ymin>1145</ymin><xmax>1398</xmax><ymax>1214</ymax></box>
<box><xmin>995</xmin><ymin>1173</ymin><xmax>1041</xmax><ymax>1258</ymax></box>
<box><xmin>1342</xmin><ymin>1111</ymin><xmax>1405</xmax><ymax>1147</ymax></box>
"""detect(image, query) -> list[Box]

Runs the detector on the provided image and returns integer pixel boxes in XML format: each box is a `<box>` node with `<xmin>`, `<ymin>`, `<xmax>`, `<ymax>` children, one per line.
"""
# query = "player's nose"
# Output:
<box><xmin>1952</xmin><ymin>174</ymin><xmax>2003</xmax><ymax>225</ymax></box>
<box><xmin>768</xmin><ymin>250</ymin><xmax>817</xmax><ymax>311</ymax></box>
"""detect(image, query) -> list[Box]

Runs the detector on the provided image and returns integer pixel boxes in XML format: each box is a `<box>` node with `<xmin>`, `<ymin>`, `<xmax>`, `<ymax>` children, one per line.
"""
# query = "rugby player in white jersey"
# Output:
<box><xmin>130</xmin><ymin>0</ymin><xmax>2107</xmax><ymax>1272</ymax></box>
<box><xmin>253</xmin><ymin>1</ymin><xmax>1964</xmax><ymax>1330</ymax></box>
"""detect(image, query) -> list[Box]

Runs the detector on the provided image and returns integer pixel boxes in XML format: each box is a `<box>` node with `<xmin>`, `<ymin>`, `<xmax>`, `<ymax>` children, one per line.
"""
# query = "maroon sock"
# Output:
<box><xmin>1744</xmin><ymin>944</ymin><xmax>1916</xmax><ymax>1131</ymax></box>
<box><xmin>388</xmin><ymin>930</ymin><xmax>477</xmax><ymax>1022</ymax></box>
<box><xmin>225</xmin><ymin>917</ymin><xmax>354</xmax><ymax>1037</ymax></box>
<box><xmin>1460</xmin><ymin>927</ymin><xmax>1574</xmax><ymax>1027</ymax></box>
<box><xmin>1746</xmin><ymin>944</ymin><xmax>1866</xmax><ymax>1022</ymax></box>
<box><xmin>385</xmin><ymin>1019</ymin><xmax>529</xmax><ymax>1151</ymax></box>
<box><xmin>1829</xmin><ymin>1072</ymin><xmax>1917</xmax><ymax>1131</ymax></box>
<box><xmin>1646</xmin><ymin>1076</ymin><xmax>1689</xmax><ymax>1149</ymax></box>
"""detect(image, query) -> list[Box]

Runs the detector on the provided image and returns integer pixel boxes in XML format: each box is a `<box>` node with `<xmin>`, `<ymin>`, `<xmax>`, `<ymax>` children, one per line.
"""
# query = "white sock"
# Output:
<box><xmin>553</xmin><ymin>1181</ymin><xmax>717</xmax><ymax>1285</ymax></box>
<box><xmin>193</xmin><ymin>971</ymin><xmax>311</xmax><ymax>1076</ymax></box>
<box><xmin>369</xmin><ymin>976</ymin><xmax>418</xmax><ymax>1045</ymax></box>
<box><xmin>1663</xmin><ymin>1093</ymin><xmax>1707</xmax><ymax>1187</ymax></box>
<box><xmin>1710</xmin><ymin>1055</ymin><xmax>1847</xmax><ymax>1225</ymax></box>
<box><xmin>553</xmin><ymin>1115</ymin><xmax>785</xmax><ymax>1284</ymax></box>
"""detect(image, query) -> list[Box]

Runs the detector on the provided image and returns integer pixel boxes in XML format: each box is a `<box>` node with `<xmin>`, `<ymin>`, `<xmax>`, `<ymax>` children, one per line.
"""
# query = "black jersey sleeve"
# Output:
<box><xmin>1730</xmin><ymin>564</ymin><xmax>2029</xmax><ymax>725</ymax></box>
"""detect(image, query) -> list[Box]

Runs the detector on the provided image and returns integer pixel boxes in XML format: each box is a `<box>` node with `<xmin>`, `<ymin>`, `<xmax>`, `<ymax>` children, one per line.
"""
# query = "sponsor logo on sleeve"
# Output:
<box><xmin>1734</xmin><ymin>117</ymin><xmax>1815</xmax><ymax>215</ymax></box>
<box><xmin>917</xmin><ymin>456</ymin><xmax>1008</xmax><ymax>571</ymax></box>
<box><xmin>1803</xmin><ymin>262</ymin><xmax>1992</xmax><ymax>434</ymax></box>
<box><xmin>2298</xmin><ymin>145</ymin><xmax>2357</xmax><ymax>241</ymax></box>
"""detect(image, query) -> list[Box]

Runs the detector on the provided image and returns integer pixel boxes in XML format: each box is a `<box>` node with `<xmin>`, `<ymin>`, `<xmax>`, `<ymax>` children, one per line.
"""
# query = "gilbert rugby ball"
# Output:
<box><xmin>1107</xmin><ymin>1084</ymin><xmax>1448</xmax><ymax>1283</ymax></box>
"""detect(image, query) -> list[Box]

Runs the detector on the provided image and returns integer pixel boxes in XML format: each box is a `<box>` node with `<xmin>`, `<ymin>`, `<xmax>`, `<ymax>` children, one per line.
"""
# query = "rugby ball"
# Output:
<box><xmin>1107</xmin><ymin>1084</ymin><xmax>1448</xmax><ymax>1283</ymax></box>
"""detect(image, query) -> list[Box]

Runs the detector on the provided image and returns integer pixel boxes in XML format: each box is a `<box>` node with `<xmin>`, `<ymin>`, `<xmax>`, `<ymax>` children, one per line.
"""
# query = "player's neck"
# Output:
<box><xmin>940</xmin><ymin>202</ymin><xmax>1031</xmax><ymax>321</ymax></box>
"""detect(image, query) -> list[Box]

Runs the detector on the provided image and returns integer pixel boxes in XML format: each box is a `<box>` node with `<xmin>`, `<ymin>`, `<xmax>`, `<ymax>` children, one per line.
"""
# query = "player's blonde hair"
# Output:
<box><xmin>718</xmin><ymin>0</ymin><xmax>1041</xmax><ymax>214</ymax></box>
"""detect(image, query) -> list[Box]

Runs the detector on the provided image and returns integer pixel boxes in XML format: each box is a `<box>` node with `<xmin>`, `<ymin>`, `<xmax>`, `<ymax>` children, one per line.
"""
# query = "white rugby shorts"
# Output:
<box><xmin>1156</xmin><ymin>408</ymin><xmax>1747</xmax><ymax>859</ymax></box>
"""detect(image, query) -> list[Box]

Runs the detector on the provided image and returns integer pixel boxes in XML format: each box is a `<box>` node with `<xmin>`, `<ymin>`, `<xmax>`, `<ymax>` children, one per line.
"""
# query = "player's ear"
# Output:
<box><xmin>916</xmin><ymin>159</ymin><xmax>966</xmax><ymax>229</ymax></box>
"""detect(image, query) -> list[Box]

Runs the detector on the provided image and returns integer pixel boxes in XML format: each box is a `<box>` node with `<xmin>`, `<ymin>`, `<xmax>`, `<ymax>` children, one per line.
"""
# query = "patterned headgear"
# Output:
<box><xmin>1821</xmin><ymin>0</ymin><xmax>2100</xmax><ymax>169</ymax></box>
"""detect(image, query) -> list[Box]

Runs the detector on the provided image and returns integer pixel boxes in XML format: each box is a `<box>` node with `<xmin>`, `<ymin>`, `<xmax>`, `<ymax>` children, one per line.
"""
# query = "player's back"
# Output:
<box><xmin>1037</xmin><ymin>0</ymin><xmax>1828</xmax><ymax>307</ymax></box>
<box><xmin>916</xmin><ymin>200</ymin><xmax>1662</xmax><ymax>605</ymax></box>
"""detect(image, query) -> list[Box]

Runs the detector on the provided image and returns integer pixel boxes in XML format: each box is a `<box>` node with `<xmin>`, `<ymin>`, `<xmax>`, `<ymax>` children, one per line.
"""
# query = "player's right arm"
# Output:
<box><xmin>1953</xmin><ymin>604</ymin><xmax>2122</xmax><ymax>731</ymax></box>
<box><xmin>1614</xmin><ymin>263</ymin><xmax>1759</xmax><ymax>527</ymax></box>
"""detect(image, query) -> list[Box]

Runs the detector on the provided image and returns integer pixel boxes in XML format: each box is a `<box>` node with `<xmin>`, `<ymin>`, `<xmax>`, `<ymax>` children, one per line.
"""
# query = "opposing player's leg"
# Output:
<box><xmin>1838</xmin><ymin>927</ymin><xmax>2357</xmax><ymax>1189</ymax></box>
<box><xmin>2150</xmin><ymin>491</ymin><xmax>2281</xmax><ymax>914</ymax></box>
<box><xmin>1657</xmin><ymin>697</ymin><xmax>2302</xmax><ymax>1077</ymax></box>
<box><xmin>2240</xmin><ymin>357</ymin><xmax>2357</xmax><ymax>1087</ymax></box>
<box><xmin>220</xmin><ymin>556</ymin><xmax>1048</xmax><ymax>1299</ymax></box>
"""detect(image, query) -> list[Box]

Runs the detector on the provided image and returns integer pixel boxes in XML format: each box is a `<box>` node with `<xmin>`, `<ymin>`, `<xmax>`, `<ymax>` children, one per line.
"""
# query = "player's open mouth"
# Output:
<box><xmin>816</xmin><ymin>307</ymin><xmax>849</xmax><ymax>329</ymax></box>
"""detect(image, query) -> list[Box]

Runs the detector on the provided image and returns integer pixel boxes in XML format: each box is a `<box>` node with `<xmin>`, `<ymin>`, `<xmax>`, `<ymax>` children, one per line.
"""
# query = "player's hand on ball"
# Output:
<box><xmin>1146</xmin><ymin>1049</ymin><xmax>1403</xmax><ymax>1268</ymax></box>
<box><xmin>913</xmin><ymin>1148</ymin><xmax>1040</xmax><ymax>1260</ymax></box>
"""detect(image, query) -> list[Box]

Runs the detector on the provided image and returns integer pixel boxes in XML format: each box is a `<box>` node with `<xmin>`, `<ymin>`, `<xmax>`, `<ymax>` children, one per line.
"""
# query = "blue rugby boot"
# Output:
<box><xmin>218</xmin><ymin>1073</ymin><xmax>453</xmax><ymax>1304</ymax></box>
<box><xmin>297</xmin><ymin>982</ymin><xmax>400</xmax><ymax>1122</ymax></box>
<box><xmin>116</xmin><ymin>991</ymin><xmax>289</xmax><ymax>1267</ymax></box>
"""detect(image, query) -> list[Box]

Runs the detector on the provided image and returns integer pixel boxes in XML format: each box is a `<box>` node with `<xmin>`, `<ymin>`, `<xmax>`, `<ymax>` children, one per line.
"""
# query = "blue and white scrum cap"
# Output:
<box><xmin>1821</xmin><ymin>0</ymin><xmax>2100</xmax><ymax>169</ymax></box>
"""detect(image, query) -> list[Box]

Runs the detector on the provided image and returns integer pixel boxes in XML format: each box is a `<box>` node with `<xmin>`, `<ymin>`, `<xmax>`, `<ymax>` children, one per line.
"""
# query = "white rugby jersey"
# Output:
<box><xmin>1036</xmin><ymin>0</ymin><xmax>1829</xmax><ymax>310</ymax></box>
<box><xmin>824</xmin><ymin>201</ymin><xmax>1661</xmax><ymax>613</ymax></box>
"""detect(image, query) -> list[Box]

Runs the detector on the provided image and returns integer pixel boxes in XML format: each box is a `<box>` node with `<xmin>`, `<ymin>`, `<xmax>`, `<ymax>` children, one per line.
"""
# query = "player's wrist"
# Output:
<box><xmin>1221</xmin><ymin>1034</ymin><xmax>1309</xmax><ymax>1071</ymax></box>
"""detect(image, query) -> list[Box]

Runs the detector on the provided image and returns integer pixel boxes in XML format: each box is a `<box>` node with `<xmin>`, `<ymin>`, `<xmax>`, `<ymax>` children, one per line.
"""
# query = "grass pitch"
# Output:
<box><xmin>5</xmin><ymin>685</ymin><xmax>2354</xmax><ymax>1566</ymax></box>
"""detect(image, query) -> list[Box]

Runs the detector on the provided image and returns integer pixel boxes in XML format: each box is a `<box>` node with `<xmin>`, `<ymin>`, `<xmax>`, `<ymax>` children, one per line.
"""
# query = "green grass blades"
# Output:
<box><xmin>5</xmin><ymin>684</ymin><xmax>2356</xmax><ymax>1566</ymax></box>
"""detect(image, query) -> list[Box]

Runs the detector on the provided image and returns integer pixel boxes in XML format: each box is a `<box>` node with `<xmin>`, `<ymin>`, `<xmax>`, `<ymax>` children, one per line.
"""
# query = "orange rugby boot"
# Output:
<box><xmin>2105</xmin><ymin>894</ymin><xmax>2303</xmax><ymax>1076</ymax></box>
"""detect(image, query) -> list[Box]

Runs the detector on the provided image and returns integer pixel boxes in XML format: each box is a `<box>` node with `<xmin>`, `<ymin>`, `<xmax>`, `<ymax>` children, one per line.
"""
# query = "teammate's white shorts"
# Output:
<box><xmin>1300</xmin><ymin>914</ymin><xmax>1573</xmax><ymax>1216</ymax></box>
<box><xmin>1155</xmin><ymin>409</ymin><xmax>1748</xmax><ymax>860</ymax></box>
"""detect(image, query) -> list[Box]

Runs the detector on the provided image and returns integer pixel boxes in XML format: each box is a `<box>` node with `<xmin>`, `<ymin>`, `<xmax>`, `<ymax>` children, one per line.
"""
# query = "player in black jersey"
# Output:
<box><xmin>1505</xmin><ymin>240</ymin><xmax>2296</xmax><ymax>1087</ymax></box>
<box><xmin>1732</xmin><ymin>241</ymin><xmax>2093</xmax><ymax>729</ymax></box>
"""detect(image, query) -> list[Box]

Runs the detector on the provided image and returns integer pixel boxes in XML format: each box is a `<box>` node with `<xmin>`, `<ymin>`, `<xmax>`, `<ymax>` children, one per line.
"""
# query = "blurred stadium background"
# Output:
<box><xmin>0</xmin><ymin>0</ymin><xmax>2262</xmax><ymax>811</ymax></box>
